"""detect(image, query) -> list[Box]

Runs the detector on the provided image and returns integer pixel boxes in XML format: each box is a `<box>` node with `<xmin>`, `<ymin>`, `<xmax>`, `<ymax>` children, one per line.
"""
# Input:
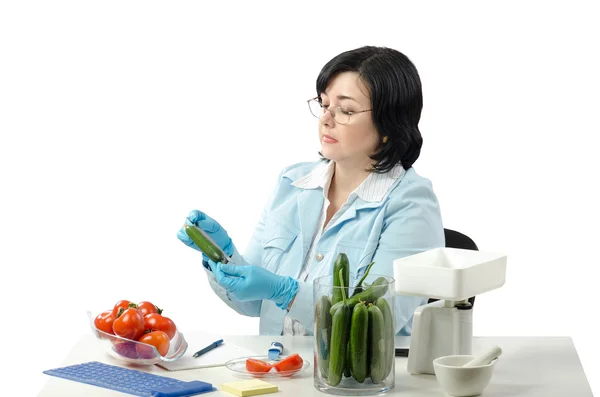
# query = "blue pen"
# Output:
<box><xmin>193</xmin><ymin>339</ymin><xmax>224</xmax><ymax>358</ymax></box>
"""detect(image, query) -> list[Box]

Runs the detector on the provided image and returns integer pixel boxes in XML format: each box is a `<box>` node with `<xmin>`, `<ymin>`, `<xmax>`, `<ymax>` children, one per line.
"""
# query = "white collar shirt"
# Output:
<box><xmin>282</xmin><ymin>161</ymin><xmax>405</xmax><ymax>335</ymax></box>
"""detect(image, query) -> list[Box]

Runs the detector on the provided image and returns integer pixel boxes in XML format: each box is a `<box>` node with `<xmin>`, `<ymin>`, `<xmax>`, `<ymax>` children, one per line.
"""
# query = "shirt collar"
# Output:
<box><xmin>290</xmin><ymin>161</ymin><xmax>332</xmax><ymax>190</ymax></box>
<box><xmin>291</xmin><ymin>161</ymin><xmax>405</xmax><ymax>203</ymax></box>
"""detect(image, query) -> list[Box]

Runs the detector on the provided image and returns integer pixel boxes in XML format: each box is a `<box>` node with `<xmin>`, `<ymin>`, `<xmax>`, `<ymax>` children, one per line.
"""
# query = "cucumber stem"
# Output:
<box><xmin>355</xmin><ymin>261</ymin><xmax>375</xmax><ymax>289</ymax></box>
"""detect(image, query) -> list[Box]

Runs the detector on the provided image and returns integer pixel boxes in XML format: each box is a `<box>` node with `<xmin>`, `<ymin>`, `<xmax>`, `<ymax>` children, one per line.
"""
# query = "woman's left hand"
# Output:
<box><xmin>212</xmin><ymin>263</ymin><xmax>298</xmax><ymax>309</ymax></box>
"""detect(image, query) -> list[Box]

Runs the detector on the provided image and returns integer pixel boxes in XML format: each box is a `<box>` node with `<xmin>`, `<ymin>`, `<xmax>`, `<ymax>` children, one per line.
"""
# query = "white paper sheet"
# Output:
<box><xmin>156</xmin><ymin>332</ymin><xmax>259</xmax><ymax>371</ymax></box>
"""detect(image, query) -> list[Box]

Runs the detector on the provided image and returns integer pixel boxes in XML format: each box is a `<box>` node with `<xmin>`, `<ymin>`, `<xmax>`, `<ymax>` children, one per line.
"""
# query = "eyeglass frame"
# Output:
<box><xmin>306</xmin><ymin>96</ymin><xmax>373</xmax><ymax>125</ymax></box>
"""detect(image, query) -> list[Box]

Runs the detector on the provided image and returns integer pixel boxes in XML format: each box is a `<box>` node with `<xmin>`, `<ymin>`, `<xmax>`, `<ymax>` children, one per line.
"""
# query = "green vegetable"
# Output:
<box><xmin>330</xmin><ymin>276</ymin><xmax>389</xmax><ymax>315</ymax></box>
<box><xmin>344</xmin><ymin>342</ymin><xmax>352</xmax><ymax>378</ymax></box>
<box><xmin>327</xmin><ymin>269</ymin><xmax>351</xmax><ymax>386</ymax></box>
<box><xmin>183</xmin><ymin>224</ymin><xmax>226</xmax><ymax>263</ymax></box>
<box><xmin>332</xmin><ymin>253</ymin><xmax>349</xmax><ymax>306</ymax></box>
<box><xmin>351</xmin><ymin>261</ymin><xmax>375</xmax><ymax>297</ymax></box>
<box><xmin>349</xmin><ymin>301</ymin><xmax>369</xmax><ymax>383</ymax></box>
<box><xmin>315</xmin><ymin>295</ymin><xmax>332</xmax><ymax>378</ymax></box>
<box><xmin>375</xmin><ymin>297</ymin><xmax>395</xmax><ymax>380</ymax></box>
<box><xmin>368</xmin><ymin>304</ymin><xmax>386</xmax><ymax>384</ymax></box>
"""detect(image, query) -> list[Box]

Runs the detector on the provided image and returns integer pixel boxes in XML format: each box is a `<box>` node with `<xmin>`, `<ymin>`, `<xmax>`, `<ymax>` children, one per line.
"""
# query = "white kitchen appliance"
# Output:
<box><xmin>393</xmin><ymin>247</ymin><xmax>507</xmax><ymax>375</ymax></box>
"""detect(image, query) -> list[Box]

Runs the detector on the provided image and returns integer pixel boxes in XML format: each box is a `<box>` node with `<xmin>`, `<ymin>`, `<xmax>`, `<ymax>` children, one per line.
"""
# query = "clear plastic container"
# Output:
<box><xmin>313</xmin><ymin>274</ymin><xmax>395</xmax><ymax>395</ymax></box>
<box><xmin>87</xmin><ymin>311</ymin><xmax>188</xmax><ymax>365</ymax></box>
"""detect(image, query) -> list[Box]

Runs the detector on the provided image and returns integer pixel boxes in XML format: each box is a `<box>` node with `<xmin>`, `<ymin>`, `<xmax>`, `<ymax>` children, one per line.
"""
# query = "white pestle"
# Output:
<box><xmin>463</xmin><ymin>345</ymin><xmax>502</xmax><ymax>367</ymax></box>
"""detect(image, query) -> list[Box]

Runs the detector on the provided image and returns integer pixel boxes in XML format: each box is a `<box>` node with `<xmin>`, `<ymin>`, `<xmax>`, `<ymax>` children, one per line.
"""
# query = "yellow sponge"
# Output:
<box><xmin>220</xmin><ymin>379</ymin><xmax>278</xmax><ymax>396</ymax></box>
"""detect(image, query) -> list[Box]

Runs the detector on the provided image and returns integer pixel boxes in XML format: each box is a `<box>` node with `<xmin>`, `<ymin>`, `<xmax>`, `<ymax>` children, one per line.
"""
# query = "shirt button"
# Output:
<box><xmin>316</xmin><ymin>253</ymin><xmax>324</xmax><ymax>262</ymax></box>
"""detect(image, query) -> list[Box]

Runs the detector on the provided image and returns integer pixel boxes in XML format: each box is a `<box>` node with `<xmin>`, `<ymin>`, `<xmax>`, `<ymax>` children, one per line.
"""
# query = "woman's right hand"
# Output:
<box><xmin>176</xmin><ymin>210</ymin><xmax>234</xmax><ymax>260</ymax></box>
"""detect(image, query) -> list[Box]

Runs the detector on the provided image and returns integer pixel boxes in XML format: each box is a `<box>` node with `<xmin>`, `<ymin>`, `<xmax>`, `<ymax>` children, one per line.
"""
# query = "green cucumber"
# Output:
<box><xmin>344</xmin><ymin>342</ymin><xmax>352</xmax><ymax>378</ymax></box>
<box><xmin>375</xmin><ymin>297</ymin><xmax>395</xmax><ymax>380</ymax></box>
<box><xmin>349</xmin><ymin>301</ymin><xmax>368</xmax><ymax>383</ymax></box>
<box><xmin>330</xmin><ymin>276</ymin><xmax>389</xmax><ymax>315</ymax></box>
<box><xmin>327</xmin><ymin>269</ymin><xmax>351</xmax><ymax>386</ymax></box>
<box><xmin>315</xmin><ymin>295</ymin><xmax>332</xmax><ymax>378</ymax></box>
<box><xmin>184</xmin><ymin>224</ymin><xmax>227</xmax><ymax>263</ymax></box>
<box><xmin>351</xmin><ymin>261</ymin><xmax>375</xmax><ymax>297</ymax></box>
<box><xmin>332</xmin><ymin>253</ymin><xmax>349</xmax><ymax>306</ymax></box>
<box><xmin>368</xmin><ymin>304</ymin><xmax>386</xmax><ymax>384</ymax></box>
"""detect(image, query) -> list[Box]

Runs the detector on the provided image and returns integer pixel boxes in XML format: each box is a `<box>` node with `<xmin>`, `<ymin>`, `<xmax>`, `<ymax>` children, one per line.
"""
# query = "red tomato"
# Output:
<box><xmin>136</xmin><ymin>331</ymin><xmax>170</xmax><ymax>358</ymax></box>
<box><xmin>113</xmin><ymin>307</ymin><xmax>145</xmax><ymax>340</ymax></box>
<box><xmin>144</xmin><ymin>313</ymin><xmax>177</xmax><ymax>340</ymax></box>
<box><xmin>246</xmin><ymin>358</ymin><xmax>273</xmax><ymax>373</ymax></box>
<box><xmin>112</xmin><ymin>300</ymin><xmax>132</xmax><ymax>317</ymax></box>
<box><xmin>273</xmin><ymin>354</ymin><xmax>303</xmax><ymax>372</ymax></box>
<box><xmin>94</xmin><ymin>310</ymin><xmax>115</xmax><ymax>335</ymax></box>
<box><xmin>137</xmin><ymin>301</ymin><xmax>159</xmax><ymax>316</ymax></box>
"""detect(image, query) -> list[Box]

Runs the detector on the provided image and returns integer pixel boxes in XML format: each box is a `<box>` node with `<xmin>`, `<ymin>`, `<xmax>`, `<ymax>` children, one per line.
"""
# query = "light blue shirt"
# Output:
<box><xmin>204</xmin><ymin>160</ymin><xmax>445</xmax><ymax>335</ymax></box>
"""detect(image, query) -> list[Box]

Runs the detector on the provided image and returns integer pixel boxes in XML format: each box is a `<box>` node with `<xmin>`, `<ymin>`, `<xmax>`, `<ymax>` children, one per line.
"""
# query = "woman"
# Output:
<box><xmin>177</xmin><ymin>46</ymin><xmax>444</xmax><ymax>336</ymax></box>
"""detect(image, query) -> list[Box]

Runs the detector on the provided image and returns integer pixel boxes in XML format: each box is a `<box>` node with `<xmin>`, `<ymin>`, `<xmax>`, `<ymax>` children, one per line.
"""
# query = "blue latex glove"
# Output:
<box><xmin>176</xmin><ymin>210</ymin><xmax>234</xmax><ymax>263</ymax></box>
<box><xmin>211</xmin><ymin>262</ymin><xmax>299</xmax><ymax>310</ymax></box>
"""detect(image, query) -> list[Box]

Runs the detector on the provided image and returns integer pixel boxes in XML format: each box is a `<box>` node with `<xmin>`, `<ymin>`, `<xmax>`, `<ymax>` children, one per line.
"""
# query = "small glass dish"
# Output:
<box><xmin>87</xmin><ymin>311</ymin><xmax>188</xmax><ymax>365</ymax></box>
<box><xmin>225</xmin><ymin>355</ymin><xmax>310</xmax><ymax>379</ymax></box>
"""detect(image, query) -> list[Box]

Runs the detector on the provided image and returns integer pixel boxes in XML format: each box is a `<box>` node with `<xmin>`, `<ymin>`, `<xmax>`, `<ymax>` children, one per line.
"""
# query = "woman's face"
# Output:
<box><xmin>318</xmin><ymin>71</ymin><xmax>380</xmax><ymax>168</ymax></box>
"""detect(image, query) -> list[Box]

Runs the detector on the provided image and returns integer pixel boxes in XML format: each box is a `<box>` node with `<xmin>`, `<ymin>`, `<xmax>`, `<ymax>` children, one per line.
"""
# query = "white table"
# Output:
<box><xmin>38</xmin><ymin>334</ymin><xmax>593</xmax><ymax>396</ymax></box>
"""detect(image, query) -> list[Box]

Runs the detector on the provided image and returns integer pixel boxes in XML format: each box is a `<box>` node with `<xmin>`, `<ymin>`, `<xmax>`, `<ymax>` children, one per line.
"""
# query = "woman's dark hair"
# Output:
<box><xmin>316</xmin><ymin>46</ymin><xmax>423</xmax><ymax>172</ymax></box>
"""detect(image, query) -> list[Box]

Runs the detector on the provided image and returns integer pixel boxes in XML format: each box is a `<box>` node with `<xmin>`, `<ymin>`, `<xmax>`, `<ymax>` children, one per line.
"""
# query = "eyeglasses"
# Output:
<box><xmin>307</xmin><ymin>97</ymin><xmax>372</xmax><ymax>125</ymax></box>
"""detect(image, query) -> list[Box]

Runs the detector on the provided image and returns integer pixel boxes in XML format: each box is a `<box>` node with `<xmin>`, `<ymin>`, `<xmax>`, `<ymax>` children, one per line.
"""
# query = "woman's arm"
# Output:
<box><xmin>201</xmin><ymin>171</ymin><xmax>284</xmax><ymax>316</ymax></box>
<box><xmin>367</xmin><ymin>178</ymin><xmax>445</xmax><ymax>334</ymax></box>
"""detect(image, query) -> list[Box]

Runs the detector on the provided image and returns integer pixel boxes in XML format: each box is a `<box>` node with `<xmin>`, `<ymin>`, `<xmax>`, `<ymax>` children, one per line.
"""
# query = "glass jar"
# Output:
<box><xmin>313</xmin><ymin>273</ymin><xmax>395</xmax><ymax>395</ymax></box>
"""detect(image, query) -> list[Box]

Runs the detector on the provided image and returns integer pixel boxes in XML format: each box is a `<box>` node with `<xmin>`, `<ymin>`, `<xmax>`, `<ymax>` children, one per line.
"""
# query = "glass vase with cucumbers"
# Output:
<box><xmin>314</xmin><ymin>253</ymin><xmax>396</xmax><ymax>395</ymax></box>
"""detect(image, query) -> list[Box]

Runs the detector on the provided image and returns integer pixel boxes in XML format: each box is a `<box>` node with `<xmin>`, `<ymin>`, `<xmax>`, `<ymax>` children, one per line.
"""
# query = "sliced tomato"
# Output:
<box><xmin>246</xmin><ymin>358</ymin><xmax>273</xmax><ymax>373</ymax></box>
<box><xmin>273</xmin><ymin>353</ymin><xmax>303</xmax><ymax>372</ymax></box>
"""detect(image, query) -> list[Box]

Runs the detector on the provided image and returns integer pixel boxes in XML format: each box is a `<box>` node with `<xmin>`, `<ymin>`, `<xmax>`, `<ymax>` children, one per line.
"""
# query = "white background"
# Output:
<box><xmin>1</xmin><ymin>1</ymin><xmax>599</xmax><ymax>395</ymax></box>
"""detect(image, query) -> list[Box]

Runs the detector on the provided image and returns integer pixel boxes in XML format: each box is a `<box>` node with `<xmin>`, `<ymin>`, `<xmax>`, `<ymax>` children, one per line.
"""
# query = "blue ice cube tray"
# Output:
<box><xmin>43</xmin><ymin>361</ymin><xmax>216</xmax><ymax>396</ymax></box>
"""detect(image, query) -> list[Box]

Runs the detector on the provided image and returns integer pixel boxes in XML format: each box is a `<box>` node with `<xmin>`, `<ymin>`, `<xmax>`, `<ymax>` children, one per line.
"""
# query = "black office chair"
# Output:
<box><xmin>444</xmin><ymin>228</ymin><xmax>478</xmax><ymax>251</ymax></box>
<box><xmin>427</xmin><ymin>228</ymin><xmax>478</xmax><ymax>307</ymax></box>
